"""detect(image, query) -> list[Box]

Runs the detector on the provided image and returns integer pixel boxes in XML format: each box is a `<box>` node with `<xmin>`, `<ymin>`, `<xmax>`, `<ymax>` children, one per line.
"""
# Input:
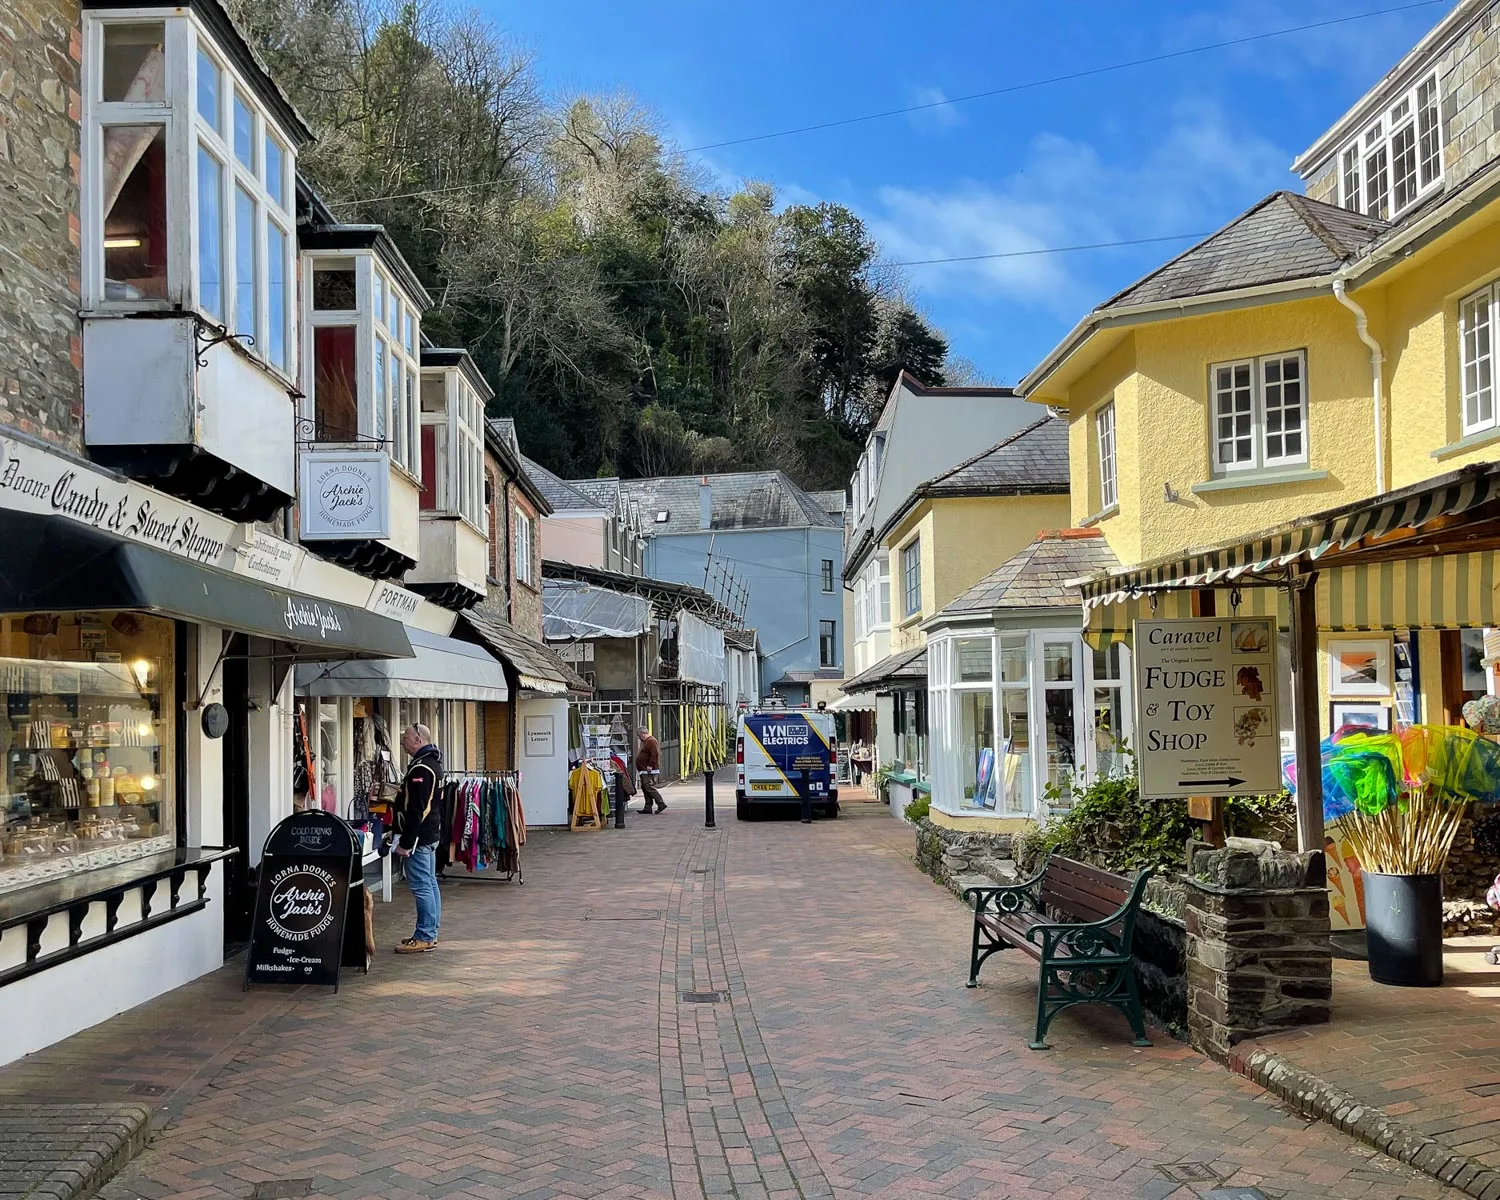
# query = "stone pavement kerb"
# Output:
<box><xmin>0</xmin><ymin>1103</ymin><xmax>151</xmax><ymax>1200</ymax></box>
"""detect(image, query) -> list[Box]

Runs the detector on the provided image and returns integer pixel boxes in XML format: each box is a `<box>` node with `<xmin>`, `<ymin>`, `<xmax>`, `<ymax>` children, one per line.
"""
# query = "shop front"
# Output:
<box><xmin>457</xmin><ymin>604</ymin><xmax>582</xmax><ymax>828</ymax></box>
<box><xmin>0</xmin><ymin>505</ymin><xmax>412</xmax><ymax>1065</ymax></box>
<box><xmin>923</xmin><ymin>531</ymin><xmax>1131</xmax><ymax>830</ymax></box>
<box><xmin>1075</xmin><ymin>463</ymin><xmax>1500</xmax><ymax>956</ymax></box>
<box><xmin>840</xmin><ymin>645</ymin><xmax>928</xmax><ymax>817</ymax></box>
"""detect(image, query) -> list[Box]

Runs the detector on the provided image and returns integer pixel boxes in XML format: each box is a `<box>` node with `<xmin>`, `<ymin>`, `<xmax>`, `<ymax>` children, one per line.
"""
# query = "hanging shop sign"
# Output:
<box><xmin>1132</xmin><ymin>616</ymin><xmax>1281</xmax><ymax>799</ymax></box>
<box><xmin>298</xmin><ymin>450</ymin><xmax>390</xmax><ymax>541</ymax></box>
<box><xmin>245</xmin><ymin>810</ymin><xmax>362</xmax><ymax>991</ymax></box>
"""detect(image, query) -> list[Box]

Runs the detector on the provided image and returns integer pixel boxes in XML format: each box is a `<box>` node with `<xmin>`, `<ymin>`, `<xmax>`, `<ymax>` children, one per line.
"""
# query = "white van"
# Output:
<box><xmin>735</xmin><ymin>706</ymin><xmax>839</xmax><ymax>820</ymax></box>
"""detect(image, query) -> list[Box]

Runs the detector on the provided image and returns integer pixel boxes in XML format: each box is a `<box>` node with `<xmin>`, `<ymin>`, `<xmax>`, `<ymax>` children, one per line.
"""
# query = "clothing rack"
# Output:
<box><xmin>438</xmin><ymin>769</ymin><xmax>526</xmax><ymax>885</ymax></box>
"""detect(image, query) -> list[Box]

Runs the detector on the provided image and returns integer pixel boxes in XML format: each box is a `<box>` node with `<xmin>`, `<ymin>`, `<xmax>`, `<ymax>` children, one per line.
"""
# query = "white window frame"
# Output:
<box><xmin>877</xmin><ymin>554</ymin><xmax>891</xmax><ymax>627</ymax></box>
<box><xmin>514</xmin><ymin>508</ymin><xmax>535</xmax><ymax>586</ymax></box>
<box><xmin>1338</xmin><ymin>71</ymin><xmax>1442</xmax><ymax>220</ymax></box>
<box><xmin>299</xmin><ymin>252</ymin><xmax>422</xmax><ymax>482</ymax></box>
<box><xmin>1461</xmin><ymin>281</ymin><xmax>1499</xmax><ymax>437</ymax></box>
<box><xmin>1095</xmin><ymin>400</ymin><xmax>1117</xmax><ymax>511</ymax></box>
<box><xmin>1210</xmin><ymin>351</ymin><xmax>1309</xmax><ymax>475</ymax></box>
<box><xmin>929</xmin><ymin>628</ymin><xmax>1134</xmax><ymax>819</ymax></box>
<box><xmin>82</xmin><ymin>12</ymin><xmax>297</xmax><ymax>380</ymax></box>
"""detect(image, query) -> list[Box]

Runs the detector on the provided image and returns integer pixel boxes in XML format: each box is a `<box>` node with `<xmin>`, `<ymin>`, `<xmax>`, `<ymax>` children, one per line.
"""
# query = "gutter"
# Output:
<box><xmin>1017</xmin><ymin>276</ymin><xmax>1335</xmax><ymax>398</ymax></box>
<box><xmin>1331</xmin><ymin>279</ymin><xmax>1386</xmax><ymax>495</ymax></box>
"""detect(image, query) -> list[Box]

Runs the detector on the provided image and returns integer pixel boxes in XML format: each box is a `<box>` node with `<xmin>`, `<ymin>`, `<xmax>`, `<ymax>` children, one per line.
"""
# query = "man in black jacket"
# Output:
<box><xmin>392</xmin><ymin>723</ymin><xmax>443</xmax><ymax>953</ymax></box>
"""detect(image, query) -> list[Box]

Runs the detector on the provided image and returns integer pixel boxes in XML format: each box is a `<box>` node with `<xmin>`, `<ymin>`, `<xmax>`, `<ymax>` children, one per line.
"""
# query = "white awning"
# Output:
<box><xmin>829</xmin><ymin>694</ymin><xmax>876</xmax><ymax>713</ymax></box>
<box><xmin>296</xmin><ymin>628</ymin><xmax>510</xmax><ymax>702</ymax></box>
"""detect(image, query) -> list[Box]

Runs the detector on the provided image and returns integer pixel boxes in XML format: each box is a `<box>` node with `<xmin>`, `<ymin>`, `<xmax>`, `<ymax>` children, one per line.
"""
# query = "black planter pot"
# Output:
<box><xmin>1364</xmin><ymin>871</ymin><xmax>1444</xmax><ymax>987</ymax></box>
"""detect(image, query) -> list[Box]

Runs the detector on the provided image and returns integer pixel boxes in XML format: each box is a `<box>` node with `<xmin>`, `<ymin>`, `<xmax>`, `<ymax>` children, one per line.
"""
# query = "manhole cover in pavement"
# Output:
<box><xmin>1158</xmin><ymin>1162</ymin><xmax>1223</xmax><ymax>1184</ymax></box>
<box><xmin>691</xmin><ymin>867</ymin><xmax>714</xmax><ymax>874</ymax></box>
<box><xmin>130</xmin><ymin>1084</ymin><xmax>166</xmax><ymax>1097</ymax></box>
<box><xmin>1468</xmin><ymin>1081</ymin><xmax>1500</xmax><ymax>1097</ymax></box>
<box><xmin>1206</xmin><ymin>1188</ymin><xmax>1273</xmax><ymax>1200</ymax></box>
<box><xmin>585</xmin><ymin>911</ymin><xmax>663</xmax><ymax>920</ymax></box>
<box><xmin>249</xmin><ymin>1181</ymin><xmax>313</xmax><ymax>1200</ymax></box>
<box><xmin>680</xmin><ymin>990</ymin><xmax>728</xmax><ymax>1003</ymax></box>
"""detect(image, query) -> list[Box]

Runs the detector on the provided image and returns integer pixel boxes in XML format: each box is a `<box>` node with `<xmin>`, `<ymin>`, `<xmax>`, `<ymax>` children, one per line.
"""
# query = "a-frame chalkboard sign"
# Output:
<box><xmin>244</xmin><ymin>809</ymin><xmax>367</xmax><ymax>991</ymax></box>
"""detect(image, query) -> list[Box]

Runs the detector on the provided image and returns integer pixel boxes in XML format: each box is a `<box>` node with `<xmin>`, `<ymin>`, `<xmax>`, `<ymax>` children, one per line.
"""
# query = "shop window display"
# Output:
<box><xmin>0</xmin><ymin>612</ymin><xmax>174</xmax><ymax>893</ymax></box>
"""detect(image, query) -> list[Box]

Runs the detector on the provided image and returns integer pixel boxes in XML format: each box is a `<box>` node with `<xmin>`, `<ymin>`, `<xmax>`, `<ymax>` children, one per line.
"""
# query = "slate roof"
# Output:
<box><xmin>1101</xmin><ymin>191</ymin><xmax>1390</xmax><ymax>311</ymax></box>
<box><xmin>809</xmin><ymin>490</ymin><xmax>848</xmax><ymax>519</ymax></box>
<box><xmin>926</xmin><ymin>415</ymin><xmax>1069</xmax><ymax>496</ymax></box>
<box><xmin>938</xmin><ymin>531</ymin><xmax>1121</xmax><ymax>617</ymax></box>
<box><xmin>619</xmin><ymin>472</ymin><xmax>839</xmax><ymax>535</ymax></box>
<box><xmin>842</xmin><ymin>645</ymin><xmax>928</xmax><ymax>695</ymax></box>
<box><xmin>520</xmin><ymin>454</ymin><xmax>600</xmax><ymax>512</ymax></box>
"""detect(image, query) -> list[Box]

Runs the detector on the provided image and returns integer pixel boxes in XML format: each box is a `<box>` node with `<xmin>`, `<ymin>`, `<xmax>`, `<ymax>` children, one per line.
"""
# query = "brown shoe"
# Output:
<box><xmin>395</xmin><ymin>938</ymin><xmax>437</xmax><ymax>954</ymax></box>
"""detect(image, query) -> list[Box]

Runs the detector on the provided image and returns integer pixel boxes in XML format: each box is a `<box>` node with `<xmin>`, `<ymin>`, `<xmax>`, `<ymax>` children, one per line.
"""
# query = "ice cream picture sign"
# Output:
<box><xmin>1132</xmin><ymin>617</ymin><xmax>1282</xmax><ymax>799</ymax></box>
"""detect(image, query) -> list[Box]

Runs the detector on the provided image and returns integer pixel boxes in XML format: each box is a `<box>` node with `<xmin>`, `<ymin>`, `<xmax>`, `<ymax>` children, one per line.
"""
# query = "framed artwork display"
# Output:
<box><xmin>1331</xmin><ymin>702</ymin><xmax>1390</xmax><ymax>732</ymax></box>
<box><xmin>1328</xmin><ymin>639</ymin><xmax>1392</xmax><ymax>698</ymax></box>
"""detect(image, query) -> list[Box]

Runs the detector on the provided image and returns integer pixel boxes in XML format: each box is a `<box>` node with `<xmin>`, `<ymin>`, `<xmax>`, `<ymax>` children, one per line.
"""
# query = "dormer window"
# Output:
<box><xmin>301</xmin><ymin>249</ymin><xmax>423</xmax><ymax>480</ymax></box>
<box><xmin>84</xmin><ymin>12</ymin><xmax>299</xmax><ymax>377</ymax></box>
<box><xmin>1338</xmin><ymin>72</ymin><xmax>1441</xmax><ymax>220</ymax></box>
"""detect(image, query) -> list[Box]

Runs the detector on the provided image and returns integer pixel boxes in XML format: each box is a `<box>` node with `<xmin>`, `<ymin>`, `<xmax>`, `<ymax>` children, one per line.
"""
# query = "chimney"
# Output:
<box><xmin>699</xmin><ymin>476</ymin><xmax>712</xmax><ymax>530</ymax></box>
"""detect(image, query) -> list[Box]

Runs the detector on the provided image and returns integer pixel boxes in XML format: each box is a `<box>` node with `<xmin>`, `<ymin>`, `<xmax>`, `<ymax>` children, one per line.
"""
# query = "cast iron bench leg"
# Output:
<box><xmin>1123</xmin><ymin>967</ymin><xmax>1152</xmax><ymax>1047</ymax></box>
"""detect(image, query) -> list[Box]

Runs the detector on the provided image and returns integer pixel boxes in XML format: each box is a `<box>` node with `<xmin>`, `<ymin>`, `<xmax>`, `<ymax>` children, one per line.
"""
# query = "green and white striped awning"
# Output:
<box><xmin>1086</xmin><ymin>552</ymin><xmax>1500</xmax><ymax>647</ymax></box>
<box><xmin>1076</xmin><ymin>466</ymin><xmax>1500</xmax><ymax>608</ymax></box>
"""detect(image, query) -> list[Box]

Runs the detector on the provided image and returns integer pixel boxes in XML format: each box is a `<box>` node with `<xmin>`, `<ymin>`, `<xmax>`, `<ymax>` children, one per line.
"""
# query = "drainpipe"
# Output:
<box><xmin>1332</xmin><ymin>278</ymin><xmax>1385</xmax><ymax>495</ymax></box>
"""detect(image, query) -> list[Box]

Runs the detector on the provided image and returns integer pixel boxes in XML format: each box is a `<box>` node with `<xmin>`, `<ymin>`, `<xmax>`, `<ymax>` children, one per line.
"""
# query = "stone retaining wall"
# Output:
<box><xmin>912</xmin><ymin>819</ymin><xmax>1013</xmax><ymax>894</ymax></box>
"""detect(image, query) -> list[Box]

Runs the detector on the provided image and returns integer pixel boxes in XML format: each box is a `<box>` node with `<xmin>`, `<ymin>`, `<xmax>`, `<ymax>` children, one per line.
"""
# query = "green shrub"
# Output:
<box><xmin>904</xmin><ymin>794</ymin><xmax>931</xmax><ymax>823</ymax></box>
<box><xmin>1034</xmin><ymin>761</ymin><xmax>1293</xmax><ymax>873</ymax></box>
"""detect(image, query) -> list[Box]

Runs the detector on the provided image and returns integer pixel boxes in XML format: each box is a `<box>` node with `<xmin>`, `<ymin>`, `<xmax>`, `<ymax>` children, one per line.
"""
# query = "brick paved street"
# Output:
<box><xmin>1</xmin><ymin>793</ymin><xmax>1456</xmax><ymax>1199</ymax></box>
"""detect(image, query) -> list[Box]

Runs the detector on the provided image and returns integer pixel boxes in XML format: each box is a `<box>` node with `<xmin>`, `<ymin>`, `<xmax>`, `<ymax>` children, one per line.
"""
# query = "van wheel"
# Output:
<box><xmin>736</xmin><ymin>797</ymin><xmax>750</xmax><ymax>821</ymax></box>
<box><xmin>828</xmin><ymin>803</ymin><xmax>840</xmax><ymax>819</ymax></box>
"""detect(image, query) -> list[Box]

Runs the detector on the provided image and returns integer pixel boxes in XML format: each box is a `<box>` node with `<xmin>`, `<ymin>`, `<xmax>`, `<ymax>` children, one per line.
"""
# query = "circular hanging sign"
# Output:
<box><xmin>201</xmin><ymin>702</ymin><xmax>230</xmax><ymax>739</ymax></box>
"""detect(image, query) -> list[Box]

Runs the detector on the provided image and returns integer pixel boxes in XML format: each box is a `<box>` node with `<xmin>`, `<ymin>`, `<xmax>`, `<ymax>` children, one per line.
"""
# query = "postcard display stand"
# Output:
<box><xmin>245</xmin><ymin>809</ymin><xmax>367</xmax><ymax>991</ymax></box>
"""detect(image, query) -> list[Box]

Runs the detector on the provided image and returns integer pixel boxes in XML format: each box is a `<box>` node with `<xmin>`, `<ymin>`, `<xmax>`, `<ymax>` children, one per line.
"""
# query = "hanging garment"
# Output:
<box><xmin>500</xmin><ymin>776</ymin><xmax>527</xmax><ymax>872</ymax></box>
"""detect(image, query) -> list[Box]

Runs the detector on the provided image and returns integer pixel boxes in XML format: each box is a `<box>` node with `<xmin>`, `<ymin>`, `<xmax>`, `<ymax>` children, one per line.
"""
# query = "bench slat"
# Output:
<box><xmin>1043</xmin><ymin>859</ymin><xmax>1131</xmax><ymax>906</ymax></box>
<box><xmin>1040</xmin><ymin>877</ymin><xmax>1123</xmax><ymax>923</ymax></box>
<box><xmin>1051</xmin><ymin>856</ymin><xmax>1135</xmax><ymax>895</ymax></box>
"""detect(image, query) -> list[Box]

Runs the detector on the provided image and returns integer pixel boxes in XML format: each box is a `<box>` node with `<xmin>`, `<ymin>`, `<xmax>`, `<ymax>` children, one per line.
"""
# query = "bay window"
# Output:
<box><xmin>418</xmin><ymin>355</ymin><xmax>487</xmax><ymax>530</ymax></box>
<box><xmin>1338</xmin><ymin>72</ymin><xmax>1441</xmax><ymax>219</ymax></box>
<box><xmin>929</xmin><ymin>628</ymin><xmax>1133</xmax><ymax>818</ymax></box>
<box><xmin>1211</xmin><ymin>351</ymin><xmax>1307</xmax><ymax>474</ymax></box>
<box><xmin>85</xmin><ymin>13</ymin><xmax>299</xmax><ymax>377</ymax></box>
<box><xmin>301</xmin><ymin>250</ymin><xmax>424</xmax><ymax>477</ymax></box>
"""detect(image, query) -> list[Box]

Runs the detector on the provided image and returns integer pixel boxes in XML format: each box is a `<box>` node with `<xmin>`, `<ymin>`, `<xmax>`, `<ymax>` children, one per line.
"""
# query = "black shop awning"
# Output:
<box><xmin>0</xmin><ymin>510</ymin><xmax>411</xmax><ymax>660</ymax></box>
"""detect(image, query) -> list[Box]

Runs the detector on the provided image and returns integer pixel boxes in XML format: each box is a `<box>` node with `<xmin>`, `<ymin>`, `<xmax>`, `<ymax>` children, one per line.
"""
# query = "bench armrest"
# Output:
<box><xmin>963</xmin><ymin>854</ymin><xmax>1050</xmax><ymax>915</ymax></box>
<box><xmin>1025</xmin><ymin>916</ymin><xmax>1126</xmax><ymax>960</ymax></box>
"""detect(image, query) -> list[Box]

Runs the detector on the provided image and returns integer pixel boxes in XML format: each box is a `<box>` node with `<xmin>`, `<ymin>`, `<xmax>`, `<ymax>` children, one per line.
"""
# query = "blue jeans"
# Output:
<box><xmin>405</xmin><ymin>843</ymin><xmax>440</xmax><ymax>942</ymax></box>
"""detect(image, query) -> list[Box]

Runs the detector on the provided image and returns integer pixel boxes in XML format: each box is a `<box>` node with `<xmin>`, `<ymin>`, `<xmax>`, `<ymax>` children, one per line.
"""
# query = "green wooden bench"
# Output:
<box><xmin>964</xmin><ymin>854</ymin><xmax>1154</xmax><ymax>1050</ymax></box>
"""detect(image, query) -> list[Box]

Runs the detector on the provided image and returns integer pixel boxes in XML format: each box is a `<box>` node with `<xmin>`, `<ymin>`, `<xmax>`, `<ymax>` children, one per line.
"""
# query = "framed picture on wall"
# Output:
<box><xmin>1328</xmin><ymin>639</ymin><xmax>1393</xmax><ymax>698</ymax></box>
<box><xmin>1331</xmin><ymin>702</ymin><xmax>1390</xmax><ymax>732</ymax></box>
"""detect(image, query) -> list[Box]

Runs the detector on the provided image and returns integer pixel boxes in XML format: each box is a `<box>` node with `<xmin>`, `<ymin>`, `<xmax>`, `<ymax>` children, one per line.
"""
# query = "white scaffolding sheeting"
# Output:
<box><xmin>543</xmin><ymin>581</ymin><xmax>653</xmax><ymax>641</ymax></box>
<box><xmin>678</xmin><ymin>610</ymin><xmax>726</xmax><ymax>686</ymax></box>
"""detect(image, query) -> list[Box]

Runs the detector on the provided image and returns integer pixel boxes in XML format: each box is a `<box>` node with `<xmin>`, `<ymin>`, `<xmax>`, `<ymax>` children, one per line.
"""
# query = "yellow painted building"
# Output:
<box><xmin>1021</xmin><ymin>0</ymin><xmax>1500</xmax><ymax>752</ymax></box>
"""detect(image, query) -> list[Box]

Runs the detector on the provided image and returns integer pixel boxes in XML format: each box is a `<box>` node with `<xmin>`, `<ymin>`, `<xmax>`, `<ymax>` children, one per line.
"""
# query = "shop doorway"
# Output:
<box><xmin>221</xmin><ymin>635</ymin><xmax>253</xmax><ymax>951</ymax></box>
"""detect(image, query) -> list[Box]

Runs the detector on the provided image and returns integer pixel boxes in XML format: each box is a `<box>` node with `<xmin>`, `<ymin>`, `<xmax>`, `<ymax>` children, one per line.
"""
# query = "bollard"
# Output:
<box><xmin>614</xmin><ymin>773</ymin><xmax>626</xmax><ymax>829</ymax></box>
<box><xmin>704</xmin><ymin>770</ymin><xmax>716</xmax><ymax>829</ymax></box>
<box><xmin>800</xmin><ymin>769</ymin><xmax>812</xmax><ymax>823</ymax></box>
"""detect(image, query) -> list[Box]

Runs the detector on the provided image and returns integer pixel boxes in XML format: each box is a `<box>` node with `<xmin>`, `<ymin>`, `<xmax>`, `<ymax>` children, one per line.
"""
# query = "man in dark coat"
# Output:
<box><xmin>392</xmin><ymin>723</ymin><xmax>443</xmax><ymax>953</ymax></box>
<box><xmin>636</xmin><ymin>726</ymin><xmax>666</xmax><ymax>813</ymax></box>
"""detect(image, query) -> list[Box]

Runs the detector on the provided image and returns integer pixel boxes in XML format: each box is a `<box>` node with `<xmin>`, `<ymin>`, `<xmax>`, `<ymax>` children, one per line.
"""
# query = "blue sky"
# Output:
<box><xmin>491</xmin><ymin>1</ymin><xmax>1446</xmax><ymax>385</ymax></box>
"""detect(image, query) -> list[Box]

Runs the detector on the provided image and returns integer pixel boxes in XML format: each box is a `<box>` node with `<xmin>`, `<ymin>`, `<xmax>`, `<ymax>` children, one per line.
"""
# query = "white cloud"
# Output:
<box><xmin>1170</xmin><ymin>0</ymin><xmax>1443</xmax><ymax>86</ymax></box>
<box><xmin>907</xmin><ymin>86</ymin><xmax>966</xmax><ymax>133</ymax></box>
<box><xmin>862</xmin><ymin>102</ymin><xmax>1292</xmax><ymax>316</ymax></box>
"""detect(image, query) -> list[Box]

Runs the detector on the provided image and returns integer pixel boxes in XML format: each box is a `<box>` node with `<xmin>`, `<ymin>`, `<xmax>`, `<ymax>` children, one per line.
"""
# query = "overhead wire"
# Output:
<box><xmin>328</xmin><ymin>1</ymin><xmax>1443</xmax><ymax>212</ymax></box>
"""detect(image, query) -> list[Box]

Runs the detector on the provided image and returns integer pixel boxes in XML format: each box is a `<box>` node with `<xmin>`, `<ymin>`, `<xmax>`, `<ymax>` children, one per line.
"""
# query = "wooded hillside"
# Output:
<box><xmin>233</xmin><ymin>0</ymin><xmax>970</xmax><ymax>488</ymax></box>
